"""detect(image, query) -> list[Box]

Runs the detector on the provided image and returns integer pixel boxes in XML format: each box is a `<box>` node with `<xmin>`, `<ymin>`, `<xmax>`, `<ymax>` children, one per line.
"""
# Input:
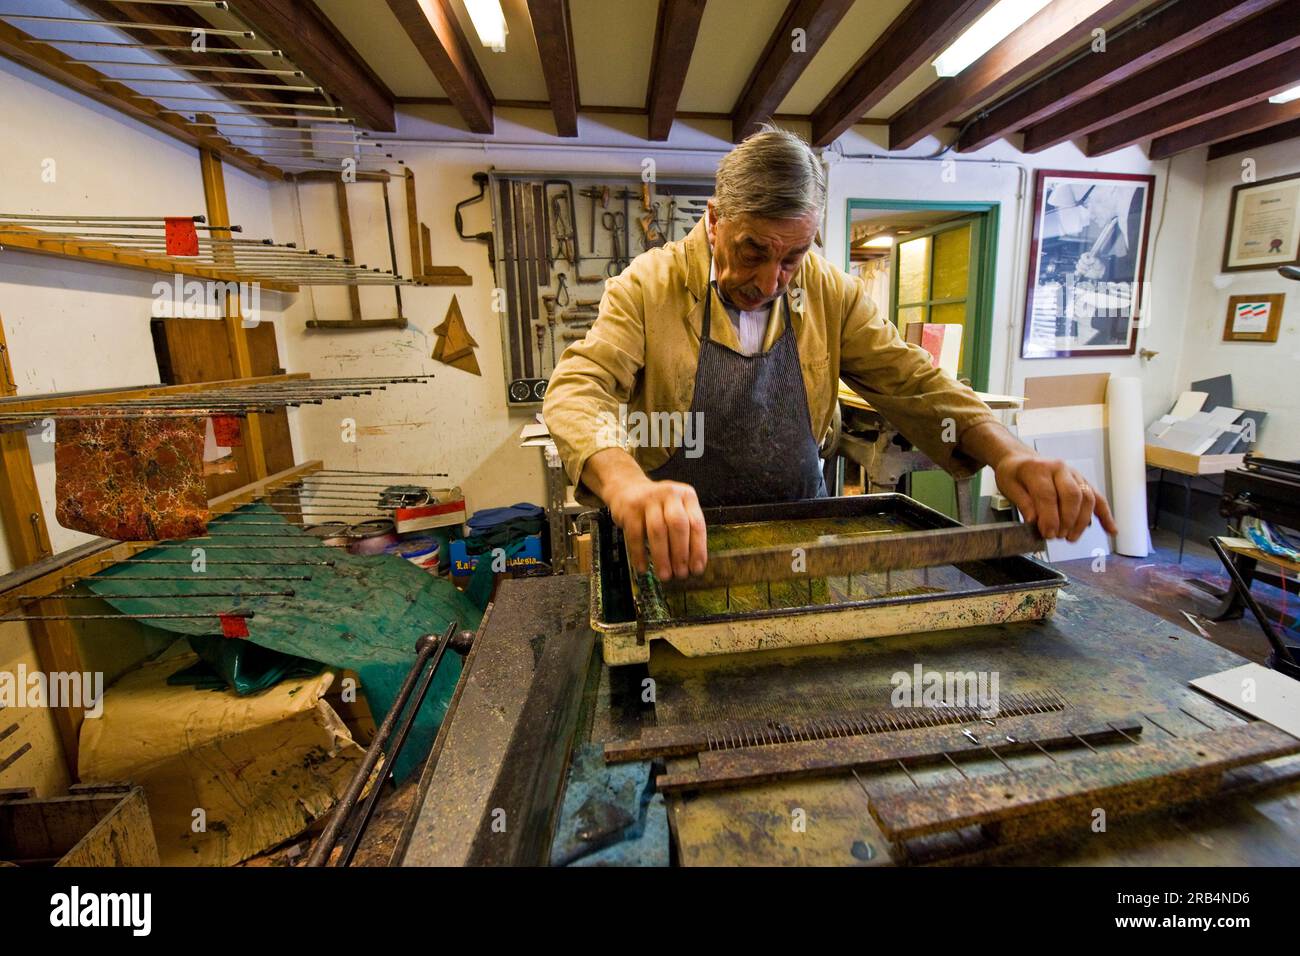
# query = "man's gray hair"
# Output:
<box><xmin>713</xmin><ymin>124</ymin><xmax>826</xmax><ymax>222</ymax></box>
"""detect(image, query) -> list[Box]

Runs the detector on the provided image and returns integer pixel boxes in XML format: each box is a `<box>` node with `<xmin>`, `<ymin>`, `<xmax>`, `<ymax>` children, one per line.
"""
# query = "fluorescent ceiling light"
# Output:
<box><xmin>933</xmin><ymin>0</ymin><xmax>1052</xmax><ymax>77</ymax></box>
<box><xmin>1269</xmin><ymin>84</ymin><xmax>1300</xmax><ymax>104</ymax></box>
<box><xmin>465</xmin><ymin>0</ymin><xmax>507</xmax><ymax>52</ymax></box>
<box><xmin>864</xmin><ymin>234</ymin><xmax>895</xmax><ymax>248</ymax></box>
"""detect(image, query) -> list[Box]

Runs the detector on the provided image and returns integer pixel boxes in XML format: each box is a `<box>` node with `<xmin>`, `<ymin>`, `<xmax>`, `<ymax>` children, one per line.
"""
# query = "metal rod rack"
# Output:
<box><xmin>0</xmin><ymin>215</ymin><xmax>417</xmax><ymax>286</ymax></box>
<box><xmin>0</xmin><ymin>4</ymin><xmax>407</xmax><ymax>179</ymax></box>
<box><xmin>0</xmin><ymin>375</ymin><xmax>433</xmax><ymax>426</ymax></box>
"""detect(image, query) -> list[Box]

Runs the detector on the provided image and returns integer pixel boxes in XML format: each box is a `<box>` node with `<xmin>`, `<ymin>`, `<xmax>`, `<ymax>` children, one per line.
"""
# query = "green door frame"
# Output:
<box><xmin>844</xmin><ymin>198</ymin><xmax>1000</xmax><ymax>393</ymax></box>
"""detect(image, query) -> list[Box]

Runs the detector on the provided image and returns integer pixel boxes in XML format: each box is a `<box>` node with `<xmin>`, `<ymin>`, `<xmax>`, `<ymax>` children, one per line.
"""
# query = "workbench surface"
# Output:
<box><xmin>400</xmin><ymin>571</ymin><xmax>1300</xmax><ymax>866</ymax></box>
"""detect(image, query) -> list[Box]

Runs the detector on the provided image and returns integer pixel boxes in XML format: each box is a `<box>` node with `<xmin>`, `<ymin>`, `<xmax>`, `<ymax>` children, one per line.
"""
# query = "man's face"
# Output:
<box><xmin>706</xmin><ymin>200</ymin><xmax>817</xmax><ymax>311</ymax></box>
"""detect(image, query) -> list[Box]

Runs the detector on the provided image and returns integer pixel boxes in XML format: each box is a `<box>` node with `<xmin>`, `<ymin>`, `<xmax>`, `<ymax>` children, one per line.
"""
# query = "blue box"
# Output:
<box><xmin>448</xmin><ymin>534</ymin><xmax>546</xmax><ymax>578</ymax></box>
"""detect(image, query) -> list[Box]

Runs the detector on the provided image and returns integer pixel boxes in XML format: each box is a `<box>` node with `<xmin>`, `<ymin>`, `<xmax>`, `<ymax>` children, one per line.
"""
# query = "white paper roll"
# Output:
<box><xmin>1106</xmin><ymin>375</ymin><xmax>1149</xmax><ymax>557</ymax></box>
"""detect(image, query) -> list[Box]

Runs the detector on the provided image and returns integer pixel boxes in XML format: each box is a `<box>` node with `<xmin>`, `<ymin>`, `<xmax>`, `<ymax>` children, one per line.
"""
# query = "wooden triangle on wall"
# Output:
<box><xmin>433</xmin><ymin>295</ymin><xmax>481</xmax><ymax>374</ymax></box>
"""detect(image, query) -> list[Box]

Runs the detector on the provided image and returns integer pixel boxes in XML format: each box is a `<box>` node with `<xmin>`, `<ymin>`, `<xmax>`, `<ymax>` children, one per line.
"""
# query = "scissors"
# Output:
<box><xmin>602</xmin><ymin>210</ymin><xmax>627</xmax><ymax>276</ymax></box>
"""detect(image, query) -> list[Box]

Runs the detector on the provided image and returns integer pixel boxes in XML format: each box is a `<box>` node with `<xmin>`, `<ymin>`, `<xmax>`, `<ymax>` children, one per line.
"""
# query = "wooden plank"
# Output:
<box><xmin>731</xmin><ymin>0</ymin><xmax>855</xmax><ymax>142</ymax></box>
<box><xmin>58</xmin><ymin>786</ymin><xmax>160</xmax><ymax>867</ymax></box>
<box><xmin>1087</xmin><ymin>46</ymin><xmax>1300</xmax><ymax>155</ymax></box>
<box><xmin>225</xmin><ymin>0</ymin><xmax>397</xmax><ymax>132</ymax></box>
<box><xmin>868</xmin><ymin>722</ymin><xmax>1300</xmax><ymax>842</ymax></box>
<box><xmin>334</xmin><ymin>182</ymin><xmax>364</xmax><ymax>324</ymax></box>
<box><xmin>386</xmin><ymin>0</ymin><xmax>494</xmax><ymax>134</ymax></box>
<box><xmin>888</xmin><ymin>0</ymin><xmax>1136</xmax><ymax>150</ymax></box>
<box><xmin>420</xmin><ymin>223</ymin><xmax>434</xmax><ymax>274</ymax></box>
<box><xmin>1023</xmin><ymin>3</ymin><xmax>1300</xmax><ymax>153</ymax></box>
<box><xmin>0</xmin><ymin>319</ymin><xmax>82</xmax><ymax>775</ymax></box>
<box><xmin>150</xmin><ymin>318</ymin><xmax>254</xmax><ymax>497</ymax></box>
<box><xmin>1151</xmin><ymin>96</ymin><xmax>1300</xmax><ymax>159</ymax></box>
<box><xmin>401</xmin><ymin>576</ymin><xmax>594</xmax><ymax>866</ymax></box>
<box><xmin>657</xmin><ymin>712</ymin><xmax>1144</xmax><ymax>793</ymax></box>
<box><xmin>245</xmin><ymin>325</ymin><xmax>296</xmax><ymax>476</ymax></box>
<box><xmin>464</xmin><ymin>576</ymin><xmax>593</xmax><ymax>865</ymax></box>
<box><xmin>646</xmin><ymin>0</ymin><xmax>708</xmax><ymax>141</ymax></box>
<box><xmin>681</xmin><ymin>522</ymin><xmax>1044</xmax><ymax>591</ymax></box>
<box><xmin>960</xmin><ymin>0</ymin><xmax>1279</xmax><ymax>152</ymax></box>
<box><xmin>526</xmin><ymin>0</ymin><xmax>580</xmax><ymax>137</ymax></box>
<box><xmin>0</xmin><ymin>21</ymin><xmax>282</xmax><ymax>181</ymax></box>
<box><xmin>199</xmin><ymin>149</ymin><xmax>268</xmax><ymax>480</ymax></box>
<box><xmin>1207</xmin><ymin>116</ymin><xmax>1300</xmax><ymax>159</ymax></box>
<box><xmin>811</xmin><ymin>0</ymin><xmax>992</xmax><ymax>147</ymax></box>
<box><xmin>404</xmin><ymin>169</ymin><xmax>424</xmax><ymax>280</ymax></box>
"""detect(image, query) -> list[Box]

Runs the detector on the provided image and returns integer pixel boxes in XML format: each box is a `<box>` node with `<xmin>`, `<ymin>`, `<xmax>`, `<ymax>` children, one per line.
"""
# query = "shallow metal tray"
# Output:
<box><xmin>591</xmin><ymin>494</ymin><xmax>1066</xmax><ymax>666</ymax></box>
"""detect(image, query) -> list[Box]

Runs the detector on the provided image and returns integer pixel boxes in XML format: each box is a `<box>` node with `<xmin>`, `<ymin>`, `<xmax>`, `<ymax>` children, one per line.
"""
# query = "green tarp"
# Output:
<box><xmin>88</xmin><ymin>503</ymin><xmax>481</xmax><ymax>781</ymax></box>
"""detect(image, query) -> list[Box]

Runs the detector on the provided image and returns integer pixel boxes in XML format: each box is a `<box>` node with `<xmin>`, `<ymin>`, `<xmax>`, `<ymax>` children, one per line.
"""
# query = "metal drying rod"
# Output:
<box><xmin>0</xmin><ymin>5</ymin><xmax>409</xmax><ymax>178</ymax></box>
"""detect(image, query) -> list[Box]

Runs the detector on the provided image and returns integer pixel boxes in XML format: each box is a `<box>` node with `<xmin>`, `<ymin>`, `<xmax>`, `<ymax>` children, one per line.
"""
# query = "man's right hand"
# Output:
<box><xmin>581</xmin><ymin>448</ymin><xmax>707</xmax><ymax>580</ymax></box>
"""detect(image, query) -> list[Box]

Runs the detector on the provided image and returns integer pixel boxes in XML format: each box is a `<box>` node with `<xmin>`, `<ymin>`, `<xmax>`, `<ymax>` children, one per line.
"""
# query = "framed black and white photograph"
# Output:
<box><xmin>1021</xmin><ymin>169</ymin><xmax>1155</xmax><ymax>359</ymax></box>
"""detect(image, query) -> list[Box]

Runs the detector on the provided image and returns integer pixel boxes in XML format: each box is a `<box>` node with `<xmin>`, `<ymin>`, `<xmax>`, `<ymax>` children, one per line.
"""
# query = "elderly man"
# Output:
<box><xmin>543</xmin><ymin>127</ymin><xmax>1116</xmax><ymax>581</ymax></box>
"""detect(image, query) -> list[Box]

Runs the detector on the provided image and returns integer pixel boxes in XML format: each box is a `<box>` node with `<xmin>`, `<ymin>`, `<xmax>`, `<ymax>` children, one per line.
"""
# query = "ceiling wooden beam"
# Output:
<box><xmin>1022</xmin><ymin>0</ymin><xmax>1300</xmax><ymax>153</ymax></box>
<box><xmin>386</xmin><ymin>0</ymin><xmax>494</xmax><ymax>134</ymax></box>
<box><xmin>1087</xmin><ymin>46</ymin><xmax>1300</xmax><ymax>155</ymax></box>
<box><xmin>646</xmin><ymin>0</ymin><xmax>707</xmax><ymax>141</ymax></box>
<box><xmin>228</xmin><ymin>0</ymin><xmax>397</xmax><ymax>131</ymax></box>
<box><xmin>888</xmin><ymin>0</ymin><xmax>1137</xmax><ymax>151</ymax></box>
<box><xmin>731</xmin><ymin>0</ymin><xmax>854</xmax><ymax>142</ymax></box>
<box><xmin>957</xmin><ymin>0</ymin><xmax>1280</xmax><ymax>153</ymax></box>
<box><xmin>1150</xmin><ymin>97</ymin><xmax>1300</xmax><ymax>159</ymax></box>
<box><xmin>810</xmin><ymin>0</ymin><xmax>992</xmax><ymax>148</ymax></box>
<box><xmin>0</xmin><ymin>20</ymin><xmax>282</xmax><ymax>180</ymax></box>
<box><xmin>526</xmin><ymin>0</ymin><xmax>579</xmax><ymax>136</ymax></box>
<box><xmin>1205</xmin><ymin>116</ymin><xmax>1300</xmax><ymax>159</ymax></box>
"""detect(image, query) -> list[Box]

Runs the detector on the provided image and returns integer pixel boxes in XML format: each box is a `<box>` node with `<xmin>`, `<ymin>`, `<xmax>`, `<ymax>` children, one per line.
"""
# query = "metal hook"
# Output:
<box><xmin>0</xmin><ymin>343</ymin><xmax>15</xmax><ymax>392</ymax></box>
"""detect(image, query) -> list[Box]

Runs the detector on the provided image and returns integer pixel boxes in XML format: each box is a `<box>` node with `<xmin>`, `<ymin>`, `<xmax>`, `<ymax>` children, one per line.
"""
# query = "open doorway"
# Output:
<box><xmin>844</xmin><ymin>199</ymin><xmax>1000</xmax><ymax>518</ymax></box>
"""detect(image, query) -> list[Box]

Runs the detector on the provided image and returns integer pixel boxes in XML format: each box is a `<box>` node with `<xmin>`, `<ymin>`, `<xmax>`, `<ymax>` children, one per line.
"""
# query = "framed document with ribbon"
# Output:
<box><xmin>1222</xmin><ymin>172</ymin><xmax>1300</xmax><ymax>273</ymax></box>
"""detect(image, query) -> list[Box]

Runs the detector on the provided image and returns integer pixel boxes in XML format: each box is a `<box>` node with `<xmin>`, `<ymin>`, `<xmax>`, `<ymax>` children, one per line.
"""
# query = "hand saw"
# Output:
<box><xmin>674</xmin><ymin>521</ymin><xmax>1045</xmax><ymax>591</ymax></box>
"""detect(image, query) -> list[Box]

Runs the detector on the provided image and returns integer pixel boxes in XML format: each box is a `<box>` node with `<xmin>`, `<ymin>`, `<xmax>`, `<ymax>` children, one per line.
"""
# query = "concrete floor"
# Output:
<box><xmin>1055</xmin><ymin>526</ymin><xmax>1296</xmax><ymax>664</ymax></box>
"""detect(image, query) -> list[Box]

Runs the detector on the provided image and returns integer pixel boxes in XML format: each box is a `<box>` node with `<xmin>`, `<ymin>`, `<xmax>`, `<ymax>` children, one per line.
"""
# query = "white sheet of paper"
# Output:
<box><xmin>520</xmin><ymin>422</ymin><xmax>550</xmax><ymax>439</ymax></box>
<box><xmin>1190</xmin><ymin>663</ymin><xmax>1300</xmax><ymax>738</ymax></box>
<box><xmin>1169</xmin><ymin>391</ymin><xmax>1208</xmax><ymax>419</ymax></box>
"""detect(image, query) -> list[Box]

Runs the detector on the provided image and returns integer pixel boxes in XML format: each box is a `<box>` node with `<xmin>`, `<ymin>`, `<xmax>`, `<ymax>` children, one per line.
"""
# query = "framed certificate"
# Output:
<box><xmin>1222</xmin><ymin>172</ymin><xmax>1300</xmax><ymax>272</ymax></box>
<box><xmin>1223</xmin><ymin>293</ymin><xmax>1285</xmax><ymax>342</ymax></box>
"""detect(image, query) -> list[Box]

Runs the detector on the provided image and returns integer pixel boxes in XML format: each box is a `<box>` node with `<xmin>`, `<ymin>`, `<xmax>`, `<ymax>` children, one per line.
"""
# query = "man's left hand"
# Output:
<box><xmin>994</xmin><ymin>452</ymin><xmax>1118</xmax><ymax>542</ymax></box>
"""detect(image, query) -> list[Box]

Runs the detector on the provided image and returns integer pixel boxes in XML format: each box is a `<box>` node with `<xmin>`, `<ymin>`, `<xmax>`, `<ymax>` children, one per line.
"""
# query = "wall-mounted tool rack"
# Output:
<box><xmin>487</xmin><ymin>173</ymin><xmax>713</xmax><ymax>406</ymax></box>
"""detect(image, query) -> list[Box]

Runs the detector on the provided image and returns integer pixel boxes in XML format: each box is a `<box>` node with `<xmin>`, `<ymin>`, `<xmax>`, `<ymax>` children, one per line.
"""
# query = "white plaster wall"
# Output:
<box><xmin>0</xmin><ymin>56</ymin><xmax>286</xmax><ymax>572</ymax></box>
<box><xmin>1174</xmin><ymin>138</ymin><xmax>1300</xmax><ymax>458</ymax></box>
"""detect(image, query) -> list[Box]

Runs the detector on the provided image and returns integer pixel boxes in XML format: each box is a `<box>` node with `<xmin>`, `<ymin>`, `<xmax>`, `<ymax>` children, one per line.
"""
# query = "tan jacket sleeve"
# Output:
<box><xmin>834</xmin><ymin>269</ymin><xmax>999</xmax><ymax>478</ymax></box>
<box><xmin>542</xmin><ymin>270</ymin><xmax>647</xmax><ymax>490</ymax></box>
